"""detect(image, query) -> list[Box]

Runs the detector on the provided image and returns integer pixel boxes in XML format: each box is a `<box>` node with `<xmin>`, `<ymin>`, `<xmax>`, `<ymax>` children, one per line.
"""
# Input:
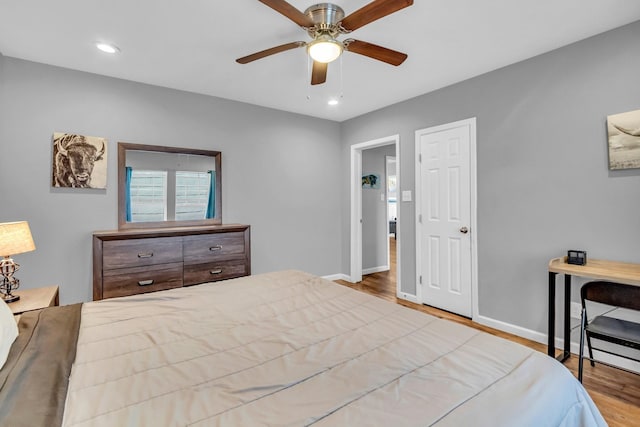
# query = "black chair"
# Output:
<box><xmin>578</xmin><ymin>280</ymin><xmax>640</xmax><ymax>382</ymax></box>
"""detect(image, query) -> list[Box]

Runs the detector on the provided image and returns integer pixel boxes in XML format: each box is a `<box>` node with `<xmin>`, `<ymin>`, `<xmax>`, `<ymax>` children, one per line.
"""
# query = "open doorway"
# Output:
<box><xmin>361</xmin><ymin>146</ymin><xmax>395</xmax><ymax>275</ymax></box>
<box><xmin>350</xmin><ymin>135</ymin><xmax>400</xmax><ymax>295</ymax></box>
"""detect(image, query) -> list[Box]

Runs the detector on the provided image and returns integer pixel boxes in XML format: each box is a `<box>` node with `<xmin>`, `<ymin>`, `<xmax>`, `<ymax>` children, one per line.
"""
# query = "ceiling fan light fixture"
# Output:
<box><xmin>308</xmin><ymin>36</ymin><xmax>343</xmax><ymax>63</ymax></box>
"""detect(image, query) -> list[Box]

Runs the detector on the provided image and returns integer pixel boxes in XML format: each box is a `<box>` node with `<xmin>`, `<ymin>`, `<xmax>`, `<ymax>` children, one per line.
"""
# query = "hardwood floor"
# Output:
<box><xmin>336</xmin><ymin>237</ymin><xmax>640</xmax><ymax>427</ymax></box>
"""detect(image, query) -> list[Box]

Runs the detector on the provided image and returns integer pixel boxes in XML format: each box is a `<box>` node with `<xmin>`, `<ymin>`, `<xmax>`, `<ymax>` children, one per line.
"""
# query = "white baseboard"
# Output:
<box><xmin>475</xmin><ymin>315</ymin><xmax>549</xmax><ymax>345</ymax></box>
<box><xmin>362</xmin><ymin>265</ymin><xmax>389</xmax><ymax>275</ymax></box>
<box><xmin>476</xmin><ymin>315</ymin><xmax>640</xmax><ymax>374</ymax></box>
<box><xmin>323</xmin><ymin>273</ymin><xmax>351</xmax><ymax>281</ymax></box>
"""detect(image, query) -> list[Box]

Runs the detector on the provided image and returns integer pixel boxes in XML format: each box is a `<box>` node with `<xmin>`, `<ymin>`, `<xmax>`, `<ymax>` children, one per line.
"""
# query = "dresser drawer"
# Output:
<box><xmin>103</xmin><ymin>237</ymin><xmax>183</xmax><ymax>270</ymax></box>
<box><xmin>183</xmin><ymin>232</ymin><xmax>245</xmax><ymax>264</ymax></box>
<box><xmin>103</xmin><ymin>263</ymin><xmax>183</xmax><ymax>299</ymax></box>
<box><xmin>184</xmin><ymin>260</ymin><xmax>248</xmax><ymax>286</ymax></box>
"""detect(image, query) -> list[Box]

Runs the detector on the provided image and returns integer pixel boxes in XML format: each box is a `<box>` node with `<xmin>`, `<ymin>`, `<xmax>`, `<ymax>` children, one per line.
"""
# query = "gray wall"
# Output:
<box><xmin>0</xmin><ymin>55</ymin><xmax>342</xmax><ymax>304</ymax></box>
<box><xmin>2</xmin><ymin>20</ymin><xmax>640</xmax><ymax>339</ymax></box>
<box><xmin>341</xmin><ymin>21</ymin><xmax>640</xmax><ymax>336</ymax></box>
<box><xmin>362</xmin><ymin>144</ymin><xmax>396</xmax><ymax>270</ymax></box>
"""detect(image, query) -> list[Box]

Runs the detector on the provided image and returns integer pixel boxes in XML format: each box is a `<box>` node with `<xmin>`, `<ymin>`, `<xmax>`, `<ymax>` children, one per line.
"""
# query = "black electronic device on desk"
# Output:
<box><xmin>567</xmin><ymin>250</ymin><xmax>587</xmax><ymax>265</ymax></box>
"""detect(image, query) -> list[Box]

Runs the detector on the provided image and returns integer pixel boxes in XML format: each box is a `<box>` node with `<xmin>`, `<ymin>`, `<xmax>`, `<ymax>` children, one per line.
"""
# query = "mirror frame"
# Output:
<box><xmin>118</xmin><ymin>142</ymin><xmax>222</xmax><ymax>229</ymax></box>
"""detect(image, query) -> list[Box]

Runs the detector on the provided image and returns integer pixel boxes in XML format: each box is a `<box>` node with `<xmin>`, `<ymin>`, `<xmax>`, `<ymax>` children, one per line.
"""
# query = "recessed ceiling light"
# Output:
<box><xmin>328</xmin><ymin>99</ymin><xmax>339</xmax><ymax>106</ymax></box>
<box><xmin>96</xmin><ymin>42</ymin><xmax>120</xmax><ymax>54</ymax></box>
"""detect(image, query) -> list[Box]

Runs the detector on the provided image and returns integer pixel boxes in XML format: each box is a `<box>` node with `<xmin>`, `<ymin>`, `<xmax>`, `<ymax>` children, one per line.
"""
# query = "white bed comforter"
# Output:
<box><xmin>63</xmin><ymin>271</ymin><xmax>606</xmax><ymax>426</ymax></box>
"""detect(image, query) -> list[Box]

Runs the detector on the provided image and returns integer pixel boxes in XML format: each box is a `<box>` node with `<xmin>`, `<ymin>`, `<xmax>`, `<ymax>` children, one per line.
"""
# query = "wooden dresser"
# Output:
<box><xmin>92</xmin><ymin>224</ymin><xmax>250</xmax><ymax>300</ymax></box>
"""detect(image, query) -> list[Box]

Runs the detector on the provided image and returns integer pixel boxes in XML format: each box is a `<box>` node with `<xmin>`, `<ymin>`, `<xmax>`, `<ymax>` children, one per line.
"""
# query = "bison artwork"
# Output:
<box><xmin>52</xmin><ymin>133</ymin><xmax>107</xmax><ymax>188</ymax></box>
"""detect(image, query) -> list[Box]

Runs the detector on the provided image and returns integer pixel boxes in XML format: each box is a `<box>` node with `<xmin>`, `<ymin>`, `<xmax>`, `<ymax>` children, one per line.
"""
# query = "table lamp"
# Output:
<box><xmin>0</xmin><ymin>221</ymin><xmax>36</xmax><ymax>303</ymax></box>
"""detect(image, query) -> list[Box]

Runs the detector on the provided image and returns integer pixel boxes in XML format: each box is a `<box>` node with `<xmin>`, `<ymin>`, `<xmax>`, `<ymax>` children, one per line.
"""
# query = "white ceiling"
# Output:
<box><xmin>1</xmin><ymin>1</ymin><xmax>640</xmax><ymax>122</ymax></box>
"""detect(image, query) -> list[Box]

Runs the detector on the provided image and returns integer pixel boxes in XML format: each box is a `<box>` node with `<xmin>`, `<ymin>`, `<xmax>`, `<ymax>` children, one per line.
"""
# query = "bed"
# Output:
<box><xmin>1</xmin><ymin>270</ymin><xmax>606</xmax><ymax>426</ymax></box>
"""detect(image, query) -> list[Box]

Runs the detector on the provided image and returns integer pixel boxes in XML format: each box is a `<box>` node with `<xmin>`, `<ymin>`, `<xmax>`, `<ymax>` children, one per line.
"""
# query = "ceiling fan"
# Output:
<box><xmin>236</xmin><ymin>0</ymin><xmax>413</xmax><ymax>85</ymax></box>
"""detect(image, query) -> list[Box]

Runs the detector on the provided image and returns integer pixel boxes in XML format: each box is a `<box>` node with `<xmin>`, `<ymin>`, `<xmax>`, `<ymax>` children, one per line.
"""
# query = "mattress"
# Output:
<box><xmin>59</xmin><ymin>270</ymin><xmax>605</xmax><ymax>426</ymax></box>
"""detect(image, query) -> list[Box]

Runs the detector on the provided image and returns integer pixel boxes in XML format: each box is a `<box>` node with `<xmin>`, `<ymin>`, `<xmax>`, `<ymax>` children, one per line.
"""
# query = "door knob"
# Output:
<box><xmin>460</xmin><ymin>226</ymin><xmax>469</xmax><ymax>234</ymax></box>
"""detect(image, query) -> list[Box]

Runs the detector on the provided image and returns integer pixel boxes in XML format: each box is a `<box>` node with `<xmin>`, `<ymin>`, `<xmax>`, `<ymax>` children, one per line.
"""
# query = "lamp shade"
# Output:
<box><xmin>0</xmin><ymin>221</ymin><xmax>36</xmax><ymax>256</ymax></box>
<box><xmin>308</xmin><ymin>36</ymin><xmax>343</xmax><ymax>63</ymax></box>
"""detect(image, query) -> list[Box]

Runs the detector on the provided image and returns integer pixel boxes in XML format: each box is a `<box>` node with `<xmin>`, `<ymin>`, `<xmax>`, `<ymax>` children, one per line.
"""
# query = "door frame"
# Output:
<box><xmin>350</xmin><ymin>135</ymin><xmax>400</xmax><ymax>294</ymax></box>
<box><xmin>415</xmin><ymin>118</ymin><xmax>479</xmax><ymax>319</ymax></box>
<box><xmin>385</xmin><ymin>155</ymin><xmax>396</xmax><ymax>271</ymax></box>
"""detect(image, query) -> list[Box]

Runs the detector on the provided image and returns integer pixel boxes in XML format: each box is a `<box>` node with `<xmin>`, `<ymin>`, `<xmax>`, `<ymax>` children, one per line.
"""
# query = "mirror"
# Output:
<box><xmin>118</xmin><ymin>143</ymin><xmax>221</xmax><ymax>229</ymax></box>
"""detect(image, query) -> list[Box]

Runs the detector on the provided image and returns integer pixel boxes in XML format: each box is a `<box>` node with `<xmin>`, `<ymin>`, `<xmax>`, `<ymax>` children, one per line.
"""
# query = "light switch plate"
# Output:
<box><xmin>402</xmin><ymin>190</ymin><xmax>412</xmax><ymax>202</ymax></box>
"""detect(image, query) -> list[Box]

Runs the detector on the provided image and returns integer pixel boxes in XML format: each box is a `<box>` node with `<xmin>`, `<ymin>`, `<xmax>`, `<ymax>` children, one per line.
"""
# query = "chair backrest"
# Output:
<box><xmin>581</xmin><ymin>280</ymin><xmax>640</xmax><ymax>311</ymax></box>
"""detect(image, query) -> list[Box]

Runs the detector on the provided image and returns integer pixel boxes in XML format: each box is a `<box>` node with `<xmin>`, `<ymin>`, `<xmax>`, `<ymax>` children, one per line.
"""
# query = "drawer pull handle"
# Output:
<box><xmin>210</xmin><ymin>269</ymin><xmax>223</xmax><ymax>275</ymax></box>
<box><xmin>138</xmin><ymin>252</ymin><xmax>154</xmax><ymax>258</ymax></box>
<box><xmin>209</xmin><ymin>245</ymin><xmax>222</xmax><ymax>251</ymax></box>
<box><xmin>138</xmin><ymin>280</ymin><xmax>154</xmax><ymax>286</ymax></box>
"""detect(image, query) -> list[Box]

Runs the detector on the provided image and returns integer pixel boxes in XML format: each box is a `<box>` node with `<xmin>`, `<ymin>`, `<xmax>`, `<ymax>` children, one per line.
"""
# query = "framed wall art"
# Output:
<box><xmin>52</xmin><ymin>132</ymin><xmax>107</xmax><ymax>189</ymax></box>
<box><xmin>607</xmin><ymin>109</ymin><xmax>640</xmax><ymax>170</ymax></box>
<box><xmin>362</xmin><ymin>173</ymin><xmax>380</xmax><ymax>189</ymax></box>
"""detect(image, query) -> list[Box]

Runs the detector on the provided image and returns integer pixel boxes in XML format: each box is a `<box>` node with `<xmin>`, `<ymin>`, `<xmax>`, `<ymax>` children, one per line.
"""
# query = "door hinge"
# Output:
<box><xmin>418</xmin><ymin>214</ymin><xmax>422</xmax><ymax>223</ymax></box>
<box><xmin>419</xmin><ymin>154</ymin><xmax>422</xmax><ymax>163</ymax></box>
<box><xmin>419</xmin><ymin>275</ymin><xmax>422</xmax><ymax>284</ymax></box>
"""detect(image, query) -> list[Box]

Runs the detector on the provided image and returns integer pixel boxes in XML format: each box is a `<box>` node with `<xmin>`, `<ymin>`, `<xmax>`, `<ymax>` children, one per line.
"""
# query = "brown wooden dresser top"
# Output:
<box><xmin>93</xmin><ymin>224</ymin><xmax>249</xmax><ymax>240</ymax></box>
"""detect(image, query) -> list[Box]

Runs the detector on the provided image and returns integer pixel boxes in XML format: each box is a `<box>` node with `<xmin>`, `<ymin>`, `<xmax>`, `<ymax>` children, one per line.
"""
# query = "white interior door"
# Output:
<box><xmin>416</xmin><ymin>120</ymin><xmax>474</xmax><ymax>317</ymax></box>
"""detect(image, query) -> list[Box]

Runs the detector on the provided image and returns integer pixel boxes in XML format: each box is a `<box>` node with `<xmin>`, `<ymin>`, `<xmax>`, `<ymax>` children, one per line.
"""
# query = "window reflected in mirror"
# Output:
<box><xmin>126</xmin><ymin>169</ymin><xmax>215</xmax><ymax>222</ymax></box>
<box><xmin>128</xmin><ymin>170</ymin><xmax>167</xmax><ymax>222</ymax></box>
<box><xmin>175</xmin><ymin>171</ymin><xmax>214</xmax><ymax>220</ymax></box>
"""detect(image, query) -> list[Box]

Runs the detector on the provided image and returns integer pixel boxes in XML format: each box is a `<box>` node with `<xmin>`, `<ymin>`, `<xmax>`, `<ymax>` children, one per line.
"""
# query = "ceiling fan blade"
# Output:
<box><xmin>236</xmin><ymin>42</ymin><xmax>305</xmax><ymax>64</ymax></box>
<box><xmin>344</xmin><ymin>39</ymin><xmax>407</xmax><ymax>66</ymax></box>
<box><xmin>340</xmin><ymin>0</ymin><xmax>413</xmax><ymax>32</ymax></box>
<box><xmin>258</xmin><ymin>0</ymin><xmax>314</xmax><ymax>27</ymax></box>
<box><xmin>311</xmin><ymin>61</ymin><xmax>328</xmax><ymax>85</ymax></box>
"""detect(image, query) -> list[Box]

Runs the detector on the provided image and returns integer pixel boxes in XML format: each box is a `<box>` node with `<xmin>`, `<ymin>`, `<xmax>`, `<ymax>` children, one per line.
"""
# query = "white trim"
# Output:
<box><xmin>350</xmin><ymin>148</ymin><xmax>363</xmax><ymax>283</ymax></box>
<box><xmin>469</xmin><ymin>119</ymin><xmax>478</xmax><ymax>320</ymax></box>
<box><xmin>476</xmin><ymin>315</ymin><xmax>548</xmax><ymax>344</ymax></box>
<box><xmin>385</xmin><ymin>155</ymin><xmax>396</xmax><ymax>272</ymax></box>
<box><xmin>323</xmin><ymin>273</ymin><xmax>351</xmax><ymax>282</ymax></box>
<box><xmin>350</xmin><ymin>135</ymin><xmax>401</xmax><ymax>295</ymax></box>
<box><xmin>478</xmin><ymin>315</ymin><xmax>640</xmax><ymax>374</ymax></box>
<box><xmin>363</xmin><ymin>265</ymin><xmax>390</xmax><ymax>275</ymax></box>
<box><xmin>414</xmin><ymin>118</ymin><xmax>478</xmax><ymax>320</ymax></box>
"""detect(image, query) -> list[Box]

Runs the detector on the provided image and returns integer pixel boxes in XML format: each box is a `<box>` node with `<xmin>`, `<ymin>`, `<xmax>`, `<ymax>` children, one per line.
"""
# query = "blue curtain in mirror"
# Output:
<box><xmin>206</xmin><ymin>170</ymin><xmax>215</xmax><ymax>219</ymax></box>
<box><xmin>125</xmin><ymin>166</ymin><xmax>133</xmax><ymax>222</ymax></box>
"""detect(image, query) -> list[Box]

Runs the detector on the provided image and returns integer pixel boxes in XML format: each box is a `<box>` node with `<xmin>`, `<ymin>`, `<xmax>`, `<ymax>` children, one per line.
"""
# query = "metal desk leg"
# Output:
<box><xmin>548</xmin><ymin>272</ymin><xmax>557</xmax><ymax>357</ymax></box>
<box><xmin>562</xmin><ymin>274</ymin><xmax>572</xmax><ymax>361</ymax></box>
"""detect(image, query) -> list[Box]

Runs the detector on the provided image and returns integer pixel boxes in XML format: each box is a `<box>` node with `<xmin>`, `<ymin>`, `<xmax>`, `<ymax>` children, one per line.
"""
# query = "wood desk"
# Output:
<box><xmin>548</xmin><ymin>257</ymin><xmax>640</xmax><ymax>361</ymax></box>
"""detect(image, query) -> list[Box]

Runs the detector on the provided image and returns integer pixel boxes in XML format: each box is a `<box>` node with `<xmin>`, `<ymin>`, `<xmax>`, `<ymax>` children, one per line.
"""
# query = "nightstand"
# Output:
<box><xmin>7</xmin><ymin>286</ymin><xmax>59</xmax><ymax>320</ymax></box>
